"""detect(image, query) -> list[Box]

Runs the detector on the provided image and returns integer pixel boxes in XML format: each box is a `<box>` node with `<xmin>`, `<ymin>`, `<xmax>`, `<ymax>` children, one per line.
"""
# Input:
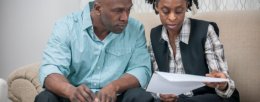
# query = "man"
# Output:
<box><xmin>35</xmin><ymin>0</ymin><xmax>153</xmax><ymax>102</ymax></box>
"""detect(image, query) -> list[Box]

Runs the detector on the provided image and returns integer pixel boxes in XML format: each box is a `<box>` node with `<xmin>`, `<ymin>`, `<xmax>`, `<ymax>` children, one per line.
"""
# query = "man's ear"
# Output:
<box><xmin>93</xmin><ymin>1</ymin><xmax>101</xmax><ymax>15</ymax></box>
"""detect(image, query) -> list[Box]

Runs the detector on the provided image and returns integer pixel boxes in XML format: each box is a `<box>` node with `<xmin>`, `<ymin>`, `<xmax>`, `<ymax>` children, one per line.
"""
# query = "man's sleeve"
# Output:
<box><xmin>125</xmin><ymin>24</ymin><xmax>152</xmax><ymax>88</ymax></box>
<box><xmin>39</xmin><ymin>19</ymin><xmax>72</xmax><ymax>87</ymax></box>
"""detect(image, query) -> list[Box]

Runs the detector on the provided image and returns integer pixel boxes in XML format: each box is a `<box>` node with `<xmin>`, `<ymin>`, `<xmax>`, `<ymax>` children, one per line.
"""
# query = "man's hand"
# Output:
<box><xmin>205</xmin><ymin>71</ymin><xmax>228</xmax><ymax>91</ymax></box>
<box><xmin>95</xmin><ymin>83</ymin><xmax>117</xmax><ymax>102</ymax></box>
<box><xmin>44</xmin><ymin>74</ymin><xmax>95</xmax><ymax>102</ymax></box>
<box><xmin>94</xmin><ymin>73</ymin><xmax>140</xmax><ymax>102</ymax></box>
<box><xmin>67</xmin><ymin>84</ymin><xmax>95</xmax><ymax>102</ymax></box>
<box><xmin>159</xmin><ymin>94</ymin><xmax>177</xmax><ymax>102</ymax></box>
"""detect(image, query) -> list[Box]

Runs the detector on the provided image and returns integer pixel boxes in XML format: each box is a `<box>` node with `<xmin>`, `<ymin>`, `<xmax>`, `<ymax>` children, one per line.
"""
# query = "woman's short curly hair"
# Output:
<box><xmin>146</xmin><ymin>0</ymin><xmax>199</xmax><ymax>14</ymax></box>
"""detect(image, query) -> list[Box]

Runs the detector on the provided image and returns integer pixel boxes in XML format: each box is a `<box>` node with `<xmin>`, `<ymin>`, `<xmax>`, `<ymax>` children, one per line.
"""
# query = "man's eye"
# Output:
<box><xmin>113</xmin><ymin>9</ymin><xmax>122</xmax><ymax>13</ymax></box>
<box><xmin>127</xmin><ymin>8</ymin><xmax>132</xmax><ymax>12</ymax></box>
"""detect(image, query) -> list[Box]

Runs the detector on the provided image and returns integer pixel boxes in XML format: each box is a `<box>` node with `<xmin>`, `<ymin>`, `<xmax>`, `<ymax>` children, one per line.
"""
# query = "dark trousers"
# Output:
<box><xmin>176</xmin><ymin>89</ymin><xmax>240</xmax><ymax>102</ymax></box>
<box><xmin>35</xmin><ymin>88</ymin><xmax>154</xmax><ymax>102</ymax></box>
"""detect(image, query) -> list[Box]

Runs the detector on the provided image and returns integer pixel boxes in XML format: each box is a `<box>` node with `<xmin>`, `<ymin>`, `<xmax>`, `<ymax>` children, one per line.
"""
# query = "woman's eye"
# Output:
<box><xmin>162</xmin><ymin>9</ymin><xmax>169</xmax><ymax>14</ymax></box>
<box><xmin>175</xmin><ymin>8</ymin><xmax>185</xmax><ymax>14</ymax></box>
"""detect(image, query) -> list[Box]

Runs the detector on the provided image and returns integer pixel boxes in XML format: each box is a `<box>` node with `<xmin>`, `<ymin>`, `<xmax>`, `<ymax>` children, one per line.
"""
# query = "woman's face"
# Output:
<box><xmin>156</xmin><ymin>0</ymin><xmax>187</xmax><ymax>33</ymax></box>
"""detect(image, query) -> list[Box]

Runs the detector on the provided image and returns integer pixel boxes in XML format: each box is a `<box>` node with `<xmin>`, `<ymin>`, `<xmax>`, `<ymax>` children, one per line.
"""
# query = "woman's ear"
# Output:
<box><xmin>155</xmin><ymin>6</ymin><xmax>159</xmax><ymax>12</ymax></box>
<box><xmin>186</xmin><ymin>1</ymin><xmax>190</xmax><ymax>10</ymax></box>
<box><xmin>154</xmin><ymin>3</ymin><xmax>159</xmax><ymax>14</ymax></box>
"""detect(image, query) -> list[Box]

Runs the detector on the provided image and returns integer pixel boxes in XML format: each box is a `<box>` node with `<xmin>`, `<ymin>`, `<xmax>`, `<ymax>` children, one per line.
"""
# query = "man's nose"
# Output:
<box><xmin>120</xmin><ymin>11</ymin><xmax>129</xmax><ymax>21</ymax></box>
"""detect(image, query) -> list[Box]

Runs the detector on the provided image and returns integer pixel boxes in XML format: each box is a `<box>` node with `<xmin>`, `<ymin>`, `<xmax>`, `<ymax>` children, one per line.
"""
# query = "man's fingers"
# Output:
<box><xmin>71</xmin><ymin>97</ymin><xmax>78</xmax><ymax>102</ymax></box>
<box><xmin>106</xmin><ymin>95</ymin><xmax>112</xmax><ymax>102</ymax></box>
<box><xmin>111</xmin><ymin>95</ymin><xmax>116</xmax><ymax>102</ymax></box>
<box><xmin>81</xmin><ymin>85</ymin><xmax>95</xmax><ymax>101</ymax></box>
<box><xmin>78</xmin><ymin>86</ymin><xmax>90</xmax><ymax>101</ymax></box>
<box><xmin>82</xmin><ymin>85</ymin><xmax>95</xmax><ymax>98</ymax></box>
<box><xmin>101</xmin><ymin>94</ymin><xmax>107</xmax><ymax>102</ymax></box>
<box><xmin>71</xmin><ymin>84</ymin><xmax>96</xmax><ymax>102</ymax></box>
<box><xmin>97</xmin><ymin>92</ymin><xmax>104</xmax><ymax>102</ymax></box>
<box><xmin>96</xmin><ymin>92</ymin><xmax>116</xmax><ymax>102</ymax></box>
<box><xmin>94</xmin><ymin>97</ymin><xmax>99</xmax><ymax>102</ymax></box>
<box><xmin>75</xmin><ymin>92</ymin><xmax>86</xmax><ymax>102</ymax></box>
<box><xmin>110</xmin><ymin>95</ymin><xmax>115</xmax><ymax>102</ymax></box>
<box><xmin>99</xmin><ymin>93</ymin><xmax>111</xmax><ymax>102</ymax></box>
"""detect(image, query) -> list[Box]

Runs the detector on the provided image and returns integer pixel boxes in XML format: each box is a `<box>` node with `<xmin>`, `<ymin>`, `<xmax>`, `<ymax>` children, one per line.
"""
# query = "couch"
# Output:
<box><xmin>0</xmin><ymin>78</ymin><xmax>8</xmax><ymax>102</ymax></box>
<box><xmin>8</xmin><ymin>10</ymin><xmax>260</xmax><ymax>102</ymax></box>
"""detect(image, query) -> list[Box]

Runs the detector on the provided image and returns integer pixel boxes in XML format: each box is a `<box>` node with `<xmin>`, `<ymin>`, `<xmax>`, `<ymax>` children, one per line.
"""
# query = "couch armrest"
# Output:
<box><xmin>7</xmin><ymin>63</ymin><xmax>43</xmax><ymax>102</ymax></box>
<box><xmin>0</xmin><ymin>78</ymin><xmax>8</xmax><ymax>102</ymax></box>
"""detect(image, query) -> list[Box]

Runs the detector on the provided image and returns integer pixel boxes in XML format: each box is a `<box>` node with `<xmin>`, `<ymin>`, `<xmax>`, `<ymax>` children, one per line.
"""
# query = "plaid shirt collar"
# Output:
<box><xmin>161</xmin><ymin>18</ymin><xmax>191</xmax><ymax>44</ymax></box>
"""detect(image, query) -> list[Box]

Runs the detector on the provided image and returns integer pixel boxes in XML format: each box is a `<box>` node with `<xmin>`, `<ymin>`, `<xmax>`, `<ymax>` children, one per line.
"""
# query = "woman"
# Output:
<box><xmin>146</xmin><ymin>0</ymin><xmax>239</xmax><ymax>102</ymax></box>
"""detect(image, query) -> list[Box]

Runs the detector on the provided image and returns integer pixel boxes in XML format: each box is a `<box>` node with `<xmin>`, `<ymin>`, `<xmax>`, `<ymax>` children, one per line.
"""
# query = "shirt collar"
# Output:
<box><xmin>161</xmin><ymin>18</ymin><xmax>191</xmax><ymax>44</ymax></box>
<box><xmin>82</xmin><ymin>2</ymin><xmax>93</xmax><ymax>30</ymax></box>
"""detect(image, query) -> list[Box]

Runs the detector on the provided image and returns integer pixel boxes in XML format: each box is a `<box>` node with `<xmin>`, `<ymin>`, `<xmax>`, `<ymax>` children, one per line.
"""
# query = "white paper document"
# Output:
<box><xmin>146</xmin><ymin>71</ymin><xmax>228</xmax><ymax>95</ymax></box>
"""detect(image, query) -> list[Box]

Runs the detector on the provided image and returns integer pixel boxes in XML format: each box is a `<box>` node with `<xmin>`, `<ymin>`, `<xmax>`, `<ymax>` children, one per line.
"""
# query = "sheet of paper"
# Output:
<box><xmin>146</xmin><ymin>71</ymin><xmax>228</xmax><ymax>95</ymax></box>
<box><xmin>157</xmin><ymin>71</ymin><xmax>229</xmax><ymax>82</ymax></box>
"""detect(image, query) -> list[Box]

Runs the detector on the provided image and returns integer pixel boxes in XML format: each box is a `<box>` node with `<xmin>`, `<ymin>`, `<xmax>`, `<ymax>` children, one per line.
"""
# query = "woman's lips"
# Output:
<box><xmin>166</xmin><ymin>24</ymin><xmax>177</xmax><ymax>29</ymax></box>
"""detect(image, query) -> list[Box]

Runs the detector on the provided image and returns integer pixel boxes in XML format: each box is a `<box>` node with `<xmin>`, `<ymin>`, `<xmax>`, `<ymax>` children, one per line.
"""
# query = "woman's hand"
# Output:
<box><xmin>159</xmin><ymin>94</ymin><xmax>178</xmax><ymax>102</ymax></box>
<box><xmin>205</xmin><ymin>71</ymin><xmax>228</xmax><ymax>91</ymax></box>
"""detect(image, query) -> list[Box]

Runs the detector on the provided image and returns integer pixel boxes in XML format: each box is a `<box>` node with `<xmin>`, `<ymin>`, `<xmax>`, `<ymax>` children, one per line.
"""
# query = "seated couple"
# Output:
<box><xmin>35</xmin><ymin>0</ymin><xmax>239</xmax><ymax>102</ymax></box>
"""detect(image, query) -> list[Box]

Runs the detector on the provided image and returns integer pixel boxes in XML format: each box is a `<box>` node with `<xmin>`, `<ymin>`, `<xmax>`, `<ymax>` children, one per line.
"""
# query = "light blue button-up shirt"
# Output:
<box><xmin>39</xmin><ymin>4</ymin><xmax>151</xmax><ymax>92</ymax></box>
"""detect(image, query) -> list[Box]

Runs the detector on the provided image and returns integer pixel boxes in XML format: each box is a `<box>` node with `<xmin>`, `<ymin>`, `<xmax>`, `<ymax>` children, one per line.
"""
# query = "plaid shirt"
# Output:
<box><xmin>149</xmin><ymin>18</ymin><xmax>235</xmax><ymax>98</ymax></box>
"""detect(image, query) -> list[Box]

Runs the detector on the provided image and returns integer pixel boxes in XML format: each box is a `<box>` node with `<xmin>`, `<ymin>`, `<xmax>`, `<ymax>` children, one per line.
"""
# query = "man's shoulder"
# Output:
<box><xmin>55</xmin><ymin>11</ymin><xmax>82</xmax><ymax>26</ymax></box>
<box><xmin>127</xmin><ymin>17</ymin><xmax>143</xmax><ymax>29</ymax></box>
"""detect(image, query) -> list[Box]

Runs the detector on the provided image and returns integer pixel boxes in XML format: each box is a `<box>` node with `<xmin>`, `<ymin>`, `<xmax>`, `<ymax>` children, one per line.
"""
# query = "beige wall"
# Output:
<box><xmin>0</xmin><ymin>0</ymin><xmax>81</xmax><ymax>79</ymax></box>
<box><xmin>131</xmin><ymin>0</ymin><xmax>260</xmax><ymax>13</ymax></box>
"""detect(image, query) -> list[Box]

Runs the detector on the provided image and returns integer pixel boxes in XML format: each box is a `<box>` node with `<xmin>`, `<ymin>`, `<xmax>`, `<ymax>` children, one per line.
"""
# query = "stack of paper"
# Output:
<box><xmin>146</xmin><ymin>71</ymin><xmax>228</xmax><ymax>95</ymax></box>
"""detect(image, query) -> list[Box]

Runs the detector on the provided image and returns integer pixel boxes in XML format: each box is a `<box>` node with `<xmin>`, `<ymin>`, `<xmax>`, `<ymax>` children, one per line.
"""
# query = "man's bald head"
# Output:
<box><xmin>91</xmin><ymin>0</ymin><xmax>132</xmax><ymax>34</ymax></box>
